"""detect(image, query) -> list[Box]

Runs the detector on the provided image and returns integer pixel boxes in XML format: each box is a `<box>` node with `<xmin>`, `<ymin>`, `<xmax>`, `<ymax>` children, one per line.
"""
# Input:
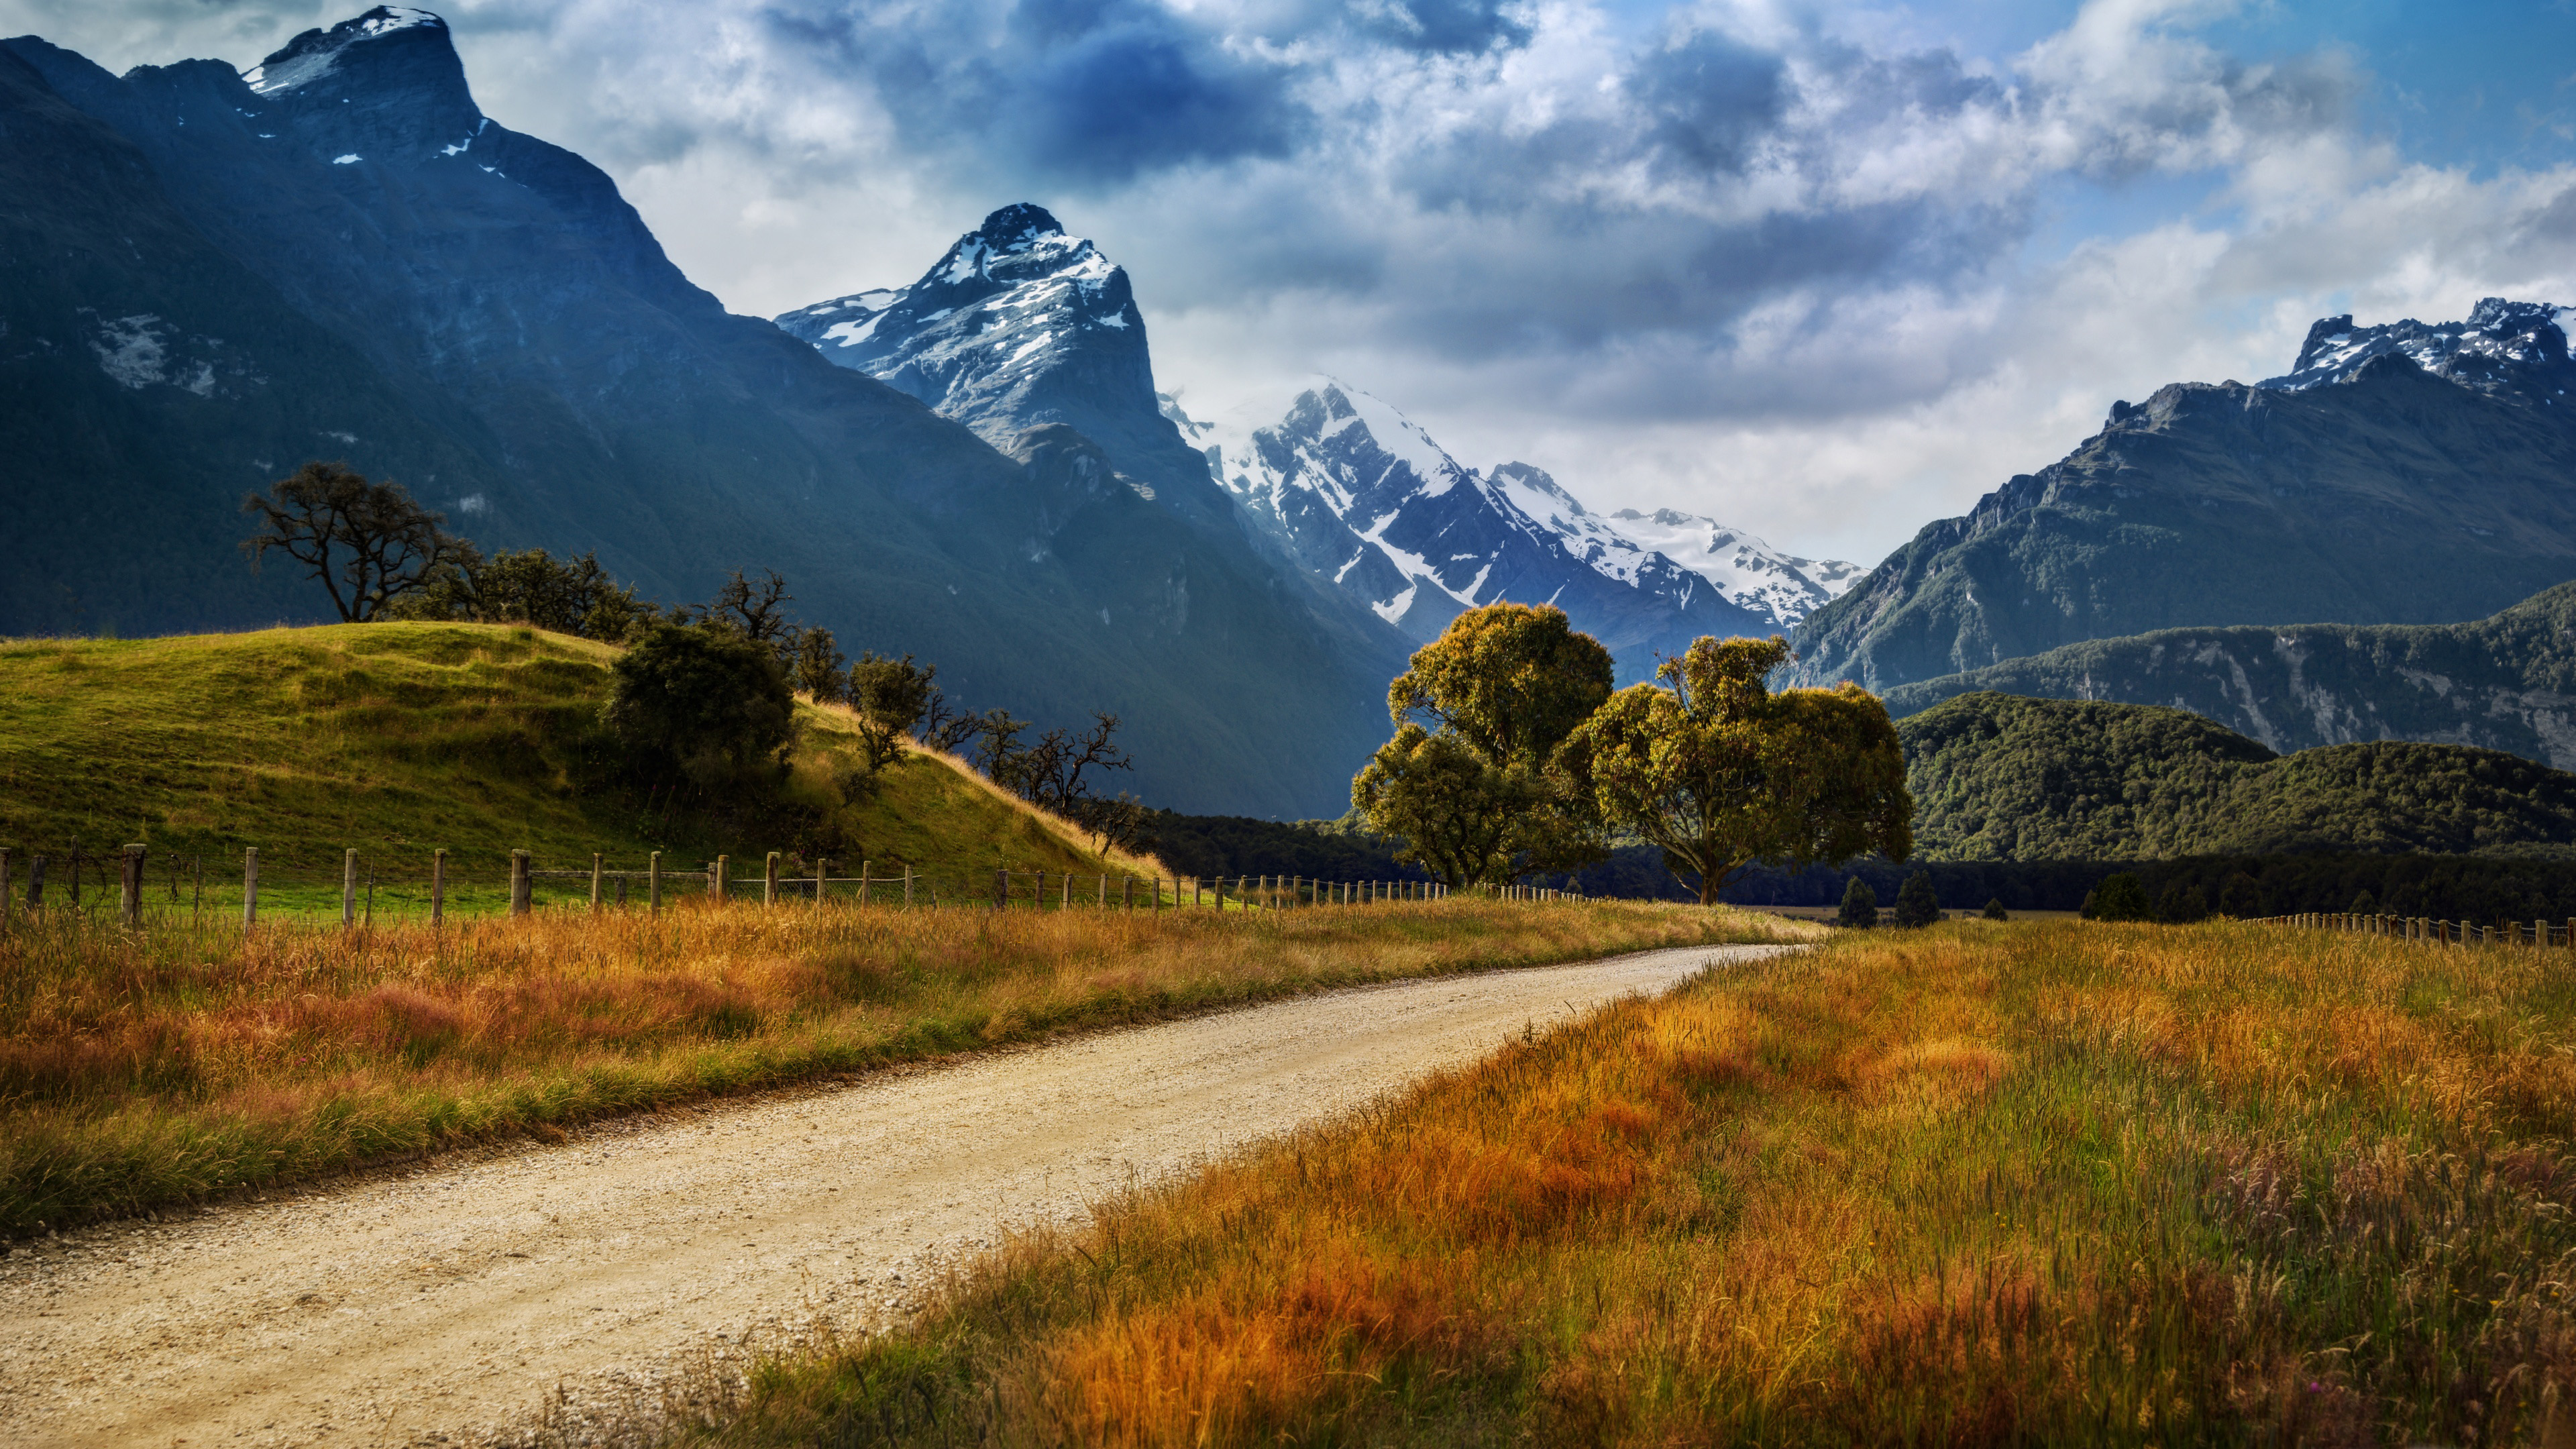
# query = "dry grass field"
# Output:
<box><xmin>0</xmin><ymin>897</ymin><xmax>1789</xmax><ymax>1236</ymax></box>
<box><xmin>647</xmin><ymin>918</ymin><xmax>2576</xmax><ymax>1448</ymax></box>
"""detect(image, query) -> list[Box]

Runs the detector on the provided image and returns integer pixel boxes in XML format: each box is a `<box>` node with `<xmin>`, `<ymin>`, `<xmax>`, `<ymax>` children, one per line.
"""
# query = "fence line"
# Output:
<box><xmin>0</xmin><ymin>845</ymin><xmax>1622</xmax><ymax>937</ymax></box>
<box><xmin>2267</xmin><ymin>911</ymin><xmax>2576</xmax><ymax>947</ymax></box>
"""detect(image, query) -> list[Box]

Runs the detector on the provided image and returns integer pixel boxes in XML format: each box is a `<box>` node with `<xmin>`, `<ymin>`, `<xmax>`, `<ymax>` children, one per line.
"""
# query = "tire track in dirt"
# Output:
<box><xmin>0</xmin><ymin>944</ymin><xmax>1788</xmax><ymax>1448</ymax></box>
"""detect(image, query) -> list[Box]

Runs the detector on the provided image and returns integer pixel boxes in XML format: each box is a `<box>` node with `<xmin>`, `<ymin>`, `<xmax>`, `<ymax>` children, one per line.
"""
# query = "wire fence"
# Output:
<box><xmin>0</xmin><ymin>843</ymin><xmax>1582</xmax><ymax>935</ymax></box>
<box><xmin>2269</xmin><ymin>911</ymin><xmax>2576</xmax><ymax>947</ymax></box>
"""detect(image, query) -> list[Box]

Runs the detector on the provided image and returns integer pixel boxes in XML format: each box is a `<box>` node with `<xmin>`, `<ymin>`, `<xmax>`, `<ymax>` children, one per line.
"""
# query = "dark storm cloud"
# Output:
<box><xmin>1629</xmin><ymin>29</ymin><xmax>1788</xmax><ymax>178</ymax></box>
<box><xmin>759</xmin><ymin>0</ymin><xmax>1310</xmax><ymax>187</ymax></box>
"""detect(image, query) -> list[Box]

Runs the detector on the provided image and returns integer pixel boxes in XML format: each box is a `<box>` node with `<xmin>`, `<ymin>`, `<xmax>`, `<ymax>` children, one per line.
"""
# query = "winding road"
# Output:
<box><xmin>0</xmin><ymin>944</ymin><xmax>1786</xmax><ymax>1448</ymax></box>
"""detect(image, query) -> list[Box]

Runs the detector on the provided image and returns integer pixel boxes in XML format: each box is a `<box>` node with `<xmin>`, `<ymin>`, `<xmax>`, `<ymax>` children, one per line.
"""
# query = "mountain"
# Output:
<box><xmin>1788</xmin><ymin>299</ymin><xmax>2576</xmax><ymax>692</ymax></box>
<box><xmin>1169</xmin><ymin>380</ymin><xmax>1855</xmax><ymax>677</ymax></box>
<box><xmin>0</xmin><ymin>9</ymin><xmax>1399</xmax><ymax>816</ymax></box>
<box><xmin>1899</xmin><ymin>692</ymin><xmax>2576</xmax><ymax>861</ymax></box>
<box><xmin>1877</xmin><ymin>581</ymin><xmax>2576</xmax><ymax>769</ymax></box>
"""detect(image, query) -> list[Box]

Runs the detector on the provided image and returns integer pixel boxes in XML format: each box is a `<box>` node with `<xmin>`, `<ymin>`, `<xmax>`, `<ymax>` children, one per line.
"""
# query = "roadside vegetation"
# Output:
<box><xmin>0</xmin><ymin>897</ymin><xmax>1788</xmax><ymax>1236</ymax></box>
<box><xmin>651</xmin><ymin>918</ymin><xmax>2576</xmax><ymax>1447</ymax></box>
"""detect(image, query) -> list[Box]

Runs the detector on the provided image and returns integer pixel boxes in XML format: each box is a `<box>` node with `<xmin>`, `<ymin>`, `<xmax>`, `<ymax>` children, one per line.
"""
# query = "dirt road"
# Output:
<box><xmin>0</xmin><ymin>944</ymin><xmax>1782</xmax><ymax>1448</ymax></box>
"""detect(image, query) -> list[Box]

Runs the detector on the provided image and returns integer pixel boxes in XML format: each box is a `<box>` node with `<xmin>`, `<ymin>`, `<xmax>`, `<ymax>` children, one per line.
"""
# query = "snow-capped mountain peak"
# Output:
<box><xmin>1601</xmin><ymin>507</ymin><xmax>1862</xmax><ymax>629</ymax></box>
<box><xmin>775</xmin><ymin>203</ymin><xmax>1152</xmax><ymax>460</ymax></box>
<box><xmin>242</xmin><ymin>7</ymin><xmax>447</xmax><ymax>95</ymax></box>
<box><xmin>1174</xmin><ymin>380</ymin><xmax>1856</xmax><ymax>668</ymax></box>
<box><xmin>2262</xmin><ymin>297</ymin><xmax>2576</xmax><ymax>402</ymax></box>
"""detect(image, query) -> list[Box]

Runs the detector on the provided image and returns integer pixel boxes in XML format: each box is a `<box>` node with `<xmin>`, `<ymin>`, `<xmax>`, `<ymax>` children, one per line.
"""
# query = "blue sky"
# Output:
<box><xmin>11</xmin><ymin>0</ymin><xmax>2576</xmax><ymax>564</ymax></box>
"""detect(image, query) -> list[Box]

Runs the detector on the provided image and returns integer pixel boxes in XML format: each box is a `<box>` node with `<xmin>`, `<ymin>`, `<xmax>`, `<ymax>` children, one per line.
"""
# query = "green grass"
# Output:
<box><xmin>0</xmin><ymin>622</ymin><xmax>1135</xmax><ymax>915</ymax></box>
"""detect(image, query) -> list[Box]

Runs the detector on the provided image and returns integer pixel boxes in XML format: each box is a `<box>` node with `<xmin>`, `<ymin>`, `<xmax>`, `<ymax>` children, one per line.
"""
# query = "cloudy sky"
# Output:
<box><xmin>14</xmin><ymin>0</ymin><xmax>2576</xmax><ymax>564</ymax></box>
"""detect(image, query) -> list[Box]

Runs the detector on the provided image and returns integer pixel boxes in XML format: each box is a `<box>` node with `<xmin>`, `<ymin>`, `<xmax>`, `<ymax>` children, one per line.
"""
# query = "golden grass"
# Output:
<box><xmin>0</xmin><ymin>897</ymin><xmax>1786</xmax><ymax>1236</ymax></box>
<box><xmin>662</xmin><ymin>920</ymin><xmax>2576</xmax><ymax>1448</ymax></box>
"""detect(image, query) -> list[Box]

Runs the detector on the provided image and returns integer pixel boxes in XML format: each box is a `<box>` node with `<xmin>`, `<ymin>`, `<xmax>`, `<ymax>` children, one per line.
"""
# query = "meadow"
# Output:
<box><xmin>636</xmin><ymin>919</ymin><xmax>2576</xmax><ymax>1448</ymax></box>
<box><xmin>0</xmin><ymin>896</ymin><xmax>1787</xmax><ymax>1237</ymax></box>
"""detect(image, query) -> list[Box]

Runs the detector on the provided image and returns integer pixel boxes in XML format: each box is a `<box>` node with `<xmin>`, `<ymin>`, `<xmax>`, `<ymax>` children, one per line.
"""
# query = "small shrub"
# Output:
<box><xmin>1837</xmin><ymin>876</ymin><xmax>1878</xmax><ymax>929</ymax></box>
<box><xmin>1892</xmin><ymin>872</ymin><xmax>1941</xmax><ymax>928</ymax></box>
<box><xmin>2089</xmin><ymin>873</ymin><xmax>2155</xmax><ymax>922</ymax></box>
<box><xmin>1982</xmin><ymin>897</ymin><xmax>2008</xmax><ymax>921</ymax></box>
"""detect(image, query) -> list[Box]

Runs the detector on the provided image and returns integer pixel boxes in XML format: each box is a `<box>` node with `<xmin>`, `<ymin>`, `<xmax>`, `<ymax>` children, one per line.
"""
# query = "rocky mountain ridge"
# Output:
<box><xmin>0</xmin><ymin>7</ymin><xmax>1400</xmax><ymax>816</ymax></box>
<box><xmin>1788</xmin><ymin>299</ymin><xmax>2576</xmax><ymax>692</ymax></box>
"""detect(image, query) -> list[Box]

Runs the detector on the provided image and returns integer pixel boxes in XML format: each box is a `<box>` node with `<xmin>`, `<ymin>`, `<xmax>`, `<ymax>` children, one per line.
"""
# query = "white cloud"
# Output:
<box><xmin>6</xmin><ymin>0</ymin><xmax>2574</xmax><ymax>566</ymax></box>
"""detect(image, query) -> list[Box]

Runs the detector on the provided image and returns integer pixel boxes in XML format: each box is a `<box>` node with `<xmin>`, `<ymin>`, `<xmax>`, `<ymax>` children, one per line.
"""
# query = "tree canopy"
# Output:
<box><xmin>241</xmin><ymin>462</ymin><xmax>477</xmax><ymax>622</ymax></box>
<box><xmin>1353</xmin><ymin>603</ymin><xmax>1615</xmax><ymax>888</ymax></box>
<box><xmin>1560</xmin><ymin>635</ymin><xmax>1914</xmax><ymax>904</ymax></box>
<box><xmin>603</xmin><ymin>622</ymin><xmax>796</xmax><ymax>788</ymax></box>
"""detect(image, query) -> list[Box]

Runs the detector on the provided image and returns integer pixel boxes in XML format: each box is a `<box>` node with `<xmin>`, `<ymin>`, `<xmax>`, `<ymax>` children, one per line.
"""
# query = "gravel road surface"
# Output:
<box><xmin>0</xmin><ymin>943</ymin><xmax>1784</xmax><ymax>1448</ymax></box>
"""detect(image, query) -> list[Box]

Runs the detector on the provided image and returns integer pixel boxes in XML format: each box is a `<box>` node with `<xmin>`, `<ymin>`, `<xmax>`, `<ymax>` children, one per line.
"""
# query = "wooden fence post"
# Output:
<box><xmin>341</xmin><ymin>848</ymin><xmax>359</xmax><ymax>929</ymax></box>
<box><xmin>649</xmin><ymin>851</ymin><xmax>661</xmax><ymax>912</ymax></box>
<box><xmin>861</xmin><ymin>861</ymin><xmax>872</xmax><ymax>908</ymax></box>
<box><xmin>121</xmin><ymin>844</ymin><xmax>145</xmax><ymax>929</ymax></box>
<box><xmin>816</xmin><ymin>857</ymin><xmax>828</xmax><ymax>906</ymax></box>
<box><xmin>764</xmin><ymin>852</ymin><xmax>780</xmax><ymax>906</ymax></box>
<box><xmin>714</xmin><ymin>855</ymin><xmax>729</xmax><ymax>904</ymax></box>
<box><xmin>592</xmin><ymin>855</ymin><xmax>604</xmax><ymax>911</ymax></box>
<box><xmin>242</xmin><ymin>847</ymin><xmax>258</xmax><ymax>928</ymax></box>
<box><xmin>904</xmin><ymin>866</ymin><xmax>914</xmax><ymax>908</ymax></box>
<box><xmin>995</xmin><ymin>869</ymin><xmax>1008</xmax><ymax>910</ymax></box>
<box><xmin>431</xmin><ymin>849</ymin><xmax>445</xmax><ymax>926</ymax></box>
<box><xmin>510</xmin><ymin>850</ymin><xmax>531</xmax><ymax>916</ymax></box>
<box><xmin>1122</xmin><ymin>875</ymin><xmax>1134</xmax><ymax>911</ymax></box>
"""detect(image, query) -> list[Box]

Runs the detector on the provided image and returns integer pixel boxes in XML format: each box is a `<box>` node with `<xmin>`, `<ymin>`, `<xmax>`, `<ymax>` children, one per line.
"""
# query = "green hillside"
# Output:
<box><xmin>0</xmin><ymin>623</ymin><xmax>1136</xmax><ymax>906</ymax></box>
<box><xmin>1900</xmin><ymin>692</ymin><xmax>2576</xmax><ymax>860</ymax></box>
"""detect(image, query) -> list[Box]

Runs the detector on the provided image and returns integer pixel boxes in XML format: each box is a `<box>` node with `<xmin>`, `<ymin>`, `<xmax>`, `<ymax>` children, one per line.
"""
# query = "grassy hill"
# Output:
<box><xmin>0</xmin><ymin>622</ymin><xmax>1144</xmax><ymax>909</ymax></box>
<box><xmin>1899</xmin><ymin>691</ymin><xmax>2576</xmax><ymax>859</ymax></box>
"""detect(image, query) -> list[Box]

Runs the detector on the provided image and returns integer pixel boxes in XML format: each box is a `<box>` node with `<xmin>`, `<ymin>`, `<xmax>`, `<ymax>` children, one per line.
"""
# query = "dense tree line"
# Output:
<box><xmin>1902</xmin><ymin>692</ymin><xmax>2576</xmax><ymax>858</ymax></box>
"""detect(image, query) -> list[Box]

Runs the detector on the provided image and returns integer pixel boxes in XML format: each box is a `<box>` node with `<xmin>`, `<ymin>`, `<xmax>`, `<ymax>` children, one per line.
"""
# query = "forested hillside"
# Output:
<box><xmin>1898</xmin><ymin>692</ymin><xmax>2576</xmax><ymax>859</ymax></box>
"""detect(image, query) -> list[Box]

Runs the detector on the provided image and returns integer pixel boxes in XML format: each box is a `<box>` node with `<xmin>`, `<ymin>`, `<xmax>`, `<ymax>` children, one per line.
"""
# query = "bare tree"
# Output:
<box><xmin>241</xmin><ymin>462</ymin><xmax>478</xmax><ymax>621</ymax></box>
<box><xmin>702</xmin><ymin>568</ymin><xmax>797</xmax><ymax>647</ymax></box>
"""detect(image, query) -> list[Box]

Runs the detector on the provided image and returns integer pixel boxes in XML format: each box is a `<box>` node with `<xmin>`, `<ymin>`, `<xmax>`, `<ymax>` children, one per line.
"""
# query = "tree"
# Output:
<box><xmin>1558</xmin><ymin>635</ymin><xmax>1914</xmax><ymax>905</ymax></box>
<box><xmin>604</xmin><ymin>623</ymin><xmax>796</xmax><ymax>788</ymax></box>
<box><xmin>792</xmin><ymin>628</ymin><xmax>848</xmax><ymax>703</ymax></box>
<box><xmin>2349</xmin><ymin>889</ymin><xmax>2377</xmax><ymax>915</ymax></box>
<box><xmin>2161</xmin><ymin>881</ymin><xmax>2210</xmax><ymax>923</ymax></box>
<box><xmin>2088</xmin><ymin>873</ymin><xmax>2155</xmax><ymax>922</ymax></box>
<box><xmin>1982</xmin><ymin>897</ymin><xmax>2010</xmax><ymax>921</ymax></box>
<box><xmin>848</xmin><ymin>653</ymin><xmax>937</xmax><ymax>772</ymax></box>
<box><xmin>698</xmin><ymin>568</ymin><xmax>798</xmax><ymax>648</ymax></box>
<box><xmin>1354</xmin><ymin>602</ymin><xmax>1617</xmax><ymax>887</ymax></box>
<box><xmin>1838</xmin><ymin>877</ymin><xmax>1879</xmax><ymax>928</ymax></box>
<box><xmin>1350</xmin><ymin>724</ymin><xmax>1540</xmax><ymax>889</ymax></box>
<box><xmin>1390</xmin><ymin>602</ymin><xmax>1615</xmax><ymax>769</ymax></box>
<box><xmin>390</xmin><ymin>547</ymin><xmax>649</xmax><ymax>640</ymax></box>
<box><xmin>2219</xmin><ymin>872</ymin><xmax>2263</xmax><ymax>919</ymax></box>
<box><xmin>1012</xmin><ymin>714</ymin><xmax>1140</xmax><ymax>850</ymax></box>
<box><xmin>1893</xmin><ymin>872</ymin><xmax>1941</xmax><ymax>927</ymax></box>
<box><xmin>241</xmin><ymin>462</ymin><xmax>478</xmax><ymax>621</ymax></box>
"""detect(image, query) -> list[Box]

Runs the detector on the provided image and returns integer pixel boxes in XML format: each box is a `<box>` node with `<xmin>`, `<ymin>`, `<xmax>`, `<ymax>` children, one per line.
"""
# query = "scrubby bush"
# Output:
<box><xmin>604</xmin><ymin>623</ymin><xmax>795</xmax><ymax>788</ymax></box>
<box><xmin>2088</xmin><ymin>873</ymin><xmax>2155</xmax><ymax>922</ymax></box>
<box><xmin>1892</xmin><ymin>872</ymin><xmax>1942</xmax><ymax>927</ymax></box>
<box><xmin>1837</xmin><ymin>876</ymin><xmax>1878</xmax><ymax>928</ymax></box>
<box><xmin>1983</xmin><ymin>897</ymin><xmax>2009</xmax><ymax>920</ymax></box>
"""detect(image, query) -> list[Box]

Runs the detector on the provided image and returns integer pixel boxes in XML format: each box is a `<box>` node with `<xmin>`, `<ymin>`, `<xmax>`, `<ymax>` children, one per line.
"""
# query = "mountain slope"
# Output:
<box><xmin>1878</xmin><ymin>581</ymin><xmax>2576</xmax><ymax>769</ymax></box>
<box><xmin>1174</xmin><ymin>380</ymin><xmax>1849</xmax><ymax>676</ymax></box>
<box><xmin>0</xmin><ymin>9</ymin><xmax>1393</xmax><ymax>816</ymax></box>
<box><xmin>1900</xmin><ymin>692</ymin><xmax>2576</xmax><ymax>861</ymax></box>
<box><xmin>1789</xmin><ymin>300</ymin><xmax>2576</xmax><ymax>692</ymax></box>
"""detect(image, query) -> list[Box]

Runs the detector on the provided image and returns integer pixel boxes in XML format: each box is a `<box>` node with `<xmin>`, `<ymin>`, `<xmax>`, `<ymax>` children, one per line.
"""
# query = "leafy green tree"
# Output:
<box><xmin>2089</xmin><ymin>873</ymin><xmax>2155</xmax><ymax>922</ymax></box>
<box><xmin>847</xmin><ymin>652</ymin><xmax>937</xmax><ymax>772</ymax></box>
<box><xmin>1559</xmin><ymin>635</ymin><xmax>1915</xmax><ymax>905</ymax></box>
<box><xmin>1354</xmin><ymin>602</ymin><xmax>1617</xmax><ymax>885</ymax></box>
<box><xmin>1837</xmin><ymin>876</ymin><xmax>1878</xmax><ymax>928</ymax></box>
<box><xmin>1893</xmin><ymin>872</ymin><xmax>1941</xmax><ymax>926</ymax></box>
<box><xmin>1982</xmin><ymin>897</ymin><xmax>2010</xmax><ymax>921</ymax></box>
<box><xmin>2349</xmin><ymin>889</ymin><xmax>2377</xmax><ymax>914</ymax></box>
<box><xmin>1389</xmin><ymin>602</ymin><xmax>1615</xmax><ymax>769</ymax></box>
<box><xmin>1351</xmin><ymin>724</ymin><xmax>1541</xmax><ymax>889</ymax></box>
<box><xmin>604</xmin><ymin>623</ymin><xmax>796</xmax><ymax>788</ymax></box>
<box><xmin>241</xmin><ymin>462</ymin><xmax>478</xmax><ymax>621</ymax></box>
